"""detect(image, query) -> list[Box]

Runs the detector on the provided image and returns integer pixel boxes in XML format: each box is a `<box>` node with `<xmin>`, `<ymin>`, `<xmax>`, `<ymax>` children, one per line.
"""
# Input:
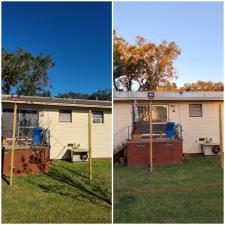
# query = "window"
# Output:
<box><xmin>152</xmin><ymin>106</ymin><xmax>168</xmax><ymax>123</ymax></box>
<box><xmin>93</xmin><ymin>111</ymin><xmax>104</xmax><ymax>123</ymax></box>
<box><xmin>2</xmin><ymin>108</ymin><xmax>15</xmax><ymax>138</ymax></box>
<box><xmin>18</xmin><ymin>109</ymin><xmax>38</xmax><ymax>138</ymax></box>
<box><xmin>59</xmin><ymin>109</ymin><xmax>72</xmax><ymax>122</ymax></box>
<box><xmin>135</xmin><ymin>105</ymin><xmax>168</xmax><ymax>134</ymax></box>
<box><xmin>189</xmin><ymin>104</ymin><xmax>202</xmax><ymax>117</ymax></box>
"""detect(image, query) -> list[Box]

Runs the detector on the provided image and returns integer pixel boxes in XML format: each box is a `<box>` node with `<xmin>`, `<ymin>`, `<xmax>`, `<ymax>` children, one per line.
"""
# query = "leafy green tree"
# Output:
<box><xmin>57</xmin><ymin>92</ymin><xmax>89</xmax><ymax>99</ymax></box>
<box><xmin>88</xmin><ymin>89</ymin><xmax>111</xmax><ymax>101</ymax></box>
<box><xmin>2</xmin><ymin>48</ymin><xmax>54</xmax><ymax>96</ymax></box>
<box><xmin>57</xmin><ymin>89</ymin><xmax>112</xmax><ymax>101</ymax></box>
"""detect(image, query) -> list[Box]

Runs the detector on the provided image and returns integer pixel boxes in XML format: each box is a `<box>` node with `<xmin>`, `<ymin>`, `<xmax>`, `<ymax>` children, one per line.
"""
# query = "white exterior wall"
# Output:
<box><xmin>39</xmin><ymin>107</ymin><xmax>90</xmax><ymax>159</ymax></box>
<box><xmin>113</xmin><ymin>101</ymin><xmax>223</xmax><ymax>154</ymax></box>
<box><xmin>92</xmin><ymin>110</ymin><xmax>112</xmax><ymax>158</ymax></box>
<box><xmin>3</xmin><ymin>103</ymin><xmax>112</xmax><ymax>159</ymax></box>
<box><xmin>113</xmin><ymin>102</ymin><xmax>133</xmax><ymax>134</ymax></box>
<box><xmin>39</xmin><ymin>107</ymin><xmax>112</xmax><ymax>159</ymax></box>
<box><xmin>168</xmin><ymin>102</ymin><xmax>223</xmax><ymax>153</ymax></box>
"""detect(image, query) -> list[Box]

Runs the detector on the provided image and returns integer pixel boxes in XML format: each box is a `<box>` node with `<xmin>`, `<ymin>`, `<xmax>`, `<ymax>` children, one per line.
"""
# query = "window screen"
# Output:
<box><xmin>136</xmin><ymin>105</ymin><xmax>168</xmax><ymax>134</ymax></box>
<box><xmin>152</xmin><ymin>106</ymin><xmax>168</xmax><ymax>123</ymax></box>
<box><xmin>59</xmin><ymin>109</ymin><xmax>72</xmax><ymax>122</ymax></box>
<box><xmin>189</xmin><ymin>104</ymin><xmax>202</xmax><ymax>117</ymax></box>
<box><xmin>93</xmin><ymin>111</ymin><xmax>104</xmax><ymax>123</ymax></box>
<box><xmin>18</xmin><ymin>109</ymin><xmax>38</xmax><ymax>138</ymax></box>
<box><xmin>2</xmin><ymin>108</ymin><xmax>15</xmax><ymax>138</ymax></box>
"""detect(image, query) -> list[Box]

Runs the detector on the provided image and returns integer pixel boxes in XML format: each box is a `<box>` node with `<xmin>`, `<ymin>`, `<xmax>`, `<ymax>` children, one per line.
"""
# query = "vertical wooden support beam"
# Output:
<box><xmin>149</xmin><ymin>101</ymin><xmax>153</xmax><ymax>172</ymax></box>
<box><xmin>88</xmin><ymin>109</ymin><xmax>92</xmax><ymax>180</ymax></box>
<box><xmin>219</xmin><ymin>104</ymin><xmax>223</xmax><ymax>169</ymax></box>
<box><xmin>10</xmin><ymin>103</ymin><xmax>17</xmax><ymax>187</ymax></box>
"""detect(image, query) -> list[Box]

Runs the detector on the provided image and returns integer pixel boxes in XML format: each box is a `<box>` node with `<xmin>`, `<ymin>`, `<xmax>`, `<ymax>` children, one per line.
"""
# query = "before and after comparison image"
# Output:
<box><xmin>1</xmin><ymin>0</ymin><xmax>224</xmax><ymax>224</ymax></box>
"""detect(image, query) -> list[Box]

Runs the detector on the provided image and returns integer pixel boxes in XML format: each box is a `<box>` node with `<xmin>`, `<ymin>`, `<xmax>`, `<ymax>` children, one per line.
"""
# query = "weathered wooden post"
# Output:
<box><xmin>88</xmin><ymin>109</ymin><xmax>92</xmax><ymax>180</ymax></box>
<box><xmin>10</xmin><ymin>95</ymin><xmax>18</xmax><ymax>187</ymax></box>
<box><xmin>148</xmin><ymin>92</ymin><xmax>154</xmax><ymax>172</ymax></box>
<box><xmin>150</xmin><ymin>100</ymin><xmax>153</xmax><ymax>172</ymax></box>
<box><xmin>219</xmin><ymin>104</ymin><xmax>223</xmax><ymax>169</ymax></box>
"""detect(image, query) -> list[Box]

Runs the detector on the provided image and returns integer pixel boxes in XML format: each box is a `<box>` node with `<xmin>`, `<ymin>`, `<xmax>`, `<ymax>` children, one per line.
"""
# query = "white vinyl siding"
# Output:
<box><xmin>114</xmin><ymin>101</ymin><xmax>223</xmax><ymax>154</ymax></box>
<box><xmin>2</xmin><ymin>103</ymin><xmax>112</xmax><ymax>159</ymax></box>
<box><xmin>38</xmin><ymin>106</ymin><xmax>112</xmax><ymax>159</ymax></box>
<box><xmin>113</xmin><ymin>102</ymin><xmax>133</xmax><ymax>134</ymax></box>
<box><xmin>92</xmin><ymin>111</ymin><xmax>112</xmax><ymax>158</ymax></box>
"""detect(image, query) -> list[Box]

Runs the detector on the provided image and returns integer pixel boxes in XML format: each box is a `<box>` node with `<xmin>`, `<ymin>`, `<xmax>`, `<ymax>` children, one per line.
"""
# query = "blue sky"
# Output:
<box><xmin>114</xmin><ymin>2</ymin><xmax>224</xmax><ymax>87</ymax></box>
<box><xmin>2</xmin><ymin>2</ymin><xmax>112</xmax><ymax>96</ymax></box>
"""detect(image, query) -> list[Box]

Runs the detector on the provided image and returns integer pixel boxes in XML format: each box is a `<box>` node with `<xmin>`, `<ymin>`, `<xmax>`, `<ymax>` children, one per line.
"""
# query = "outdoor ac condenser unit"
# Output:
<box><xmin>201</xmin><ymin>143</ymin><xmax>220</xmax><ymax>156</ymax></box>
<box><xmin>69</xmin><ymin>148</ymin><xmax>89</xmax><ymax>162</ymax></box>
<box><xmin>93</xmin><ymin>118</ymin><xmax>102</xmax><ymax>123</ymax></box>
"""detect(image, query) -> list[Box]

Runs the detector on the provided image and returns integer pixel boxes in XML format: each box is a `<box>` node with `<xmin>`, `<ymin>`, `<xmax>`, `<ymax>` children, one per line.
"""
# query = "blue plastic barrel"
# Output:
<box><xmin>32</xmin><ymin>127</ymin><xmax>43</xmax><ymax>144</ymax></box>
<box><xmin>166</xmin><ymin>122</ymin><xmax>175</xmax><ymax>138</ymax></box>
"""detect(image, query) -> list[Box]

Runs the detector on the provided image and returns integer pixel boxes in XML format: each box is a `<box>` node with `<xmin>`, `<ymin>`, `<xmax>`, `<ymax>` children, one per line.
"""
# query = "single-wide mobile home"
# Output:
<box><xmin>113</xmin><ymin>91</ymin><xmax>223</xmax><ymax>156</ymax></box>
<box><xmin>2</xmin><ymin>95</ymin><xmax>112</xmax><ymax>159</ymax></box>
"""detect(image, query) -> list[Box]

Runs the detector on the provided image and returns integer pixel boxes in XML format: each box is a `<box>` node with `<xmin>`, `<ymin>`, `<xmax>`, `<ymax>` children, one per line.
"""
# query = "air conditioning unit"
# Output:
<box><xmin>201</xmin><ymin>143</ymin><xmax>220</xmax><ymax>155</ymax></box>
<box><xmin>70</xmin><ymin>148</ymin><xmax>89</xmax><ymax>162</ymax></box>
<box><xmin>93</xmin><ymin>118</ymin><xmax>102</xmax><ymax>123</ymax></box>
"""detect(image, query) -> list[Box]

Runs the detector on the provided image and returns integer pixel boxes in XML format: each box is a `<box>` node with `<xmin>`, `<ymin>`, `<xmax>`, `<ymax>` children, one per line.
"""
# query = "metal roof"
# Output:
<box><xmin>2</xmin><ymin>95</ymin><xmax>112</xmax><ymax>108</ymax></box>
<box><xmin>114</xmin><ymin>91</ymin><xmax>224</xmax><ymax>101</ymax></box>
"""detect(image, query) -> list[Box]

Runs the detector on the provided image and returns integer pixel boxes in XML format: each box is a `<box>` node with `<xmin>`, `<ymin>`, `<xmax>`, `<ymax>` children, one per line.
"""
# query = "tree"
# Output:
<box><xmin>113</xmin><ymin>32</ymin><xmax>181</xmax><ymax>91</ymax></box>
<box><xmin>113</xmin><ymin>33</ymin><xmax>146</xmax><ymax>91</ymax></box>
<box><xmin>2</xmin><ymin>48</ymin><xmax>54</xmax><ymax>96</ymax></box>
<box><xmin>57</xmin><ymin>89</ymin><xmax>112</xmax><ymax>101</ymax></box>
<box><xmin>180</xmin><ymin>80</ymin><xmax>224</xmax><ymax>91</ymax></box>
<box><xmin>88</xmin><ymin>89</ymin><xmax>111</xmax><ymax>101</ymax></box>
<box><xmin>57</xmin><ymin>92</ymin><xmax>89</xmax><ymax>99</ymax></box>
<box><xmin>156</xmin><ymin>81</ymin><xmax>178</xmax><ymax>91</ymax></box>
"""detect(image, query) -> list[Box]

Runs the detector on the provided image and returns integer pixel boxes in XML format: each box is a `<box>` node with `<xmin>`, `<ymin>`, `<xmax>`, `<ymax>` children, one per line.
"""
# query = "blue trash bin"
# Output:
<box><xmin>166</xmin><ymin>122</ymin><xmax>175</xmax><ymax>138</ymax></box>
<box><xmin>32</xmin><ymin>127</ymin><xmax>43</xmax><ymax>144</ymax></box>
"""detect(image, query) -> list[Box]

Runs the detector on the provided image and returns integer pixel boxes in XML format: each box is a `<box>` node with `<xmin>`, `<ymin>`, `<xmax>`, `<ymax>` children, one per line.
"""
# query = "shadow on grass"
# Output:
<box><xmin>26</xmin><ymin>164</ymin><xmax>111</xmax><ymax>209</ymax></box>
<box><xmin>56</xmin><ymin>164</ymin><xmax>88</xmax><ymax>179</ymax></box>
<box><xmin>2</xmin><ymin>176</ymin><xmax>9</xmax><ymax>185</ymax></box>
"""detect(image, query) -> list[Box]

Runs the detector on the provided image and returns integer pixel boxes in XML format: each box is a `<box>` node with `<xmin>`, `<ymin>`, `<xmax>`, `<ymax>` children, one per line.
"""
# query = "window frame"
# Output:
<box><xmin>189</xmin><ymin>104</ymin><xmax>203</xmax><ymax>117</ymax></box>
<box><xmin>92</xmin><ymin>111</ymin><xmax>104</xmax><ymax>124</ymax></box>
<box><xmin>137</xmin><ymin>104</ymin><xmax>169</xmax><ymax>124</ymax></box>
<box><xmin>135</xmin><ymin>104</ymin><xmax>169</xmax><ymax>135</ymax></box>
<box><xmin>2</xmin><ymin>107</ymin><xmax>18</xmax><ymax>138</ymax></box>
<box><xmin>59</xmin><ymin>109</ymin><xmax>72</xmax><ymax>122</ymax></box>
<box><xmin>18</xmin><ymin>108</ymin><xmax>39</xmax><ymax>138</ymax></box>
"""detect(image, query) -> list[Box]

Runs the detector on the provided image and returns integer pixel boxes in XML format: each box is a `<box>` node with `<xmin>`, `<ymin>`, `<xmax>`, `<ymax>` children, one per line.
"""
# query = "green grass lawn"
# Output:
<box><xmin>114</xmin><ymin>156</ymin><xmax>223</xmax><ymax>223</ymax></box>
<box><xmin>2</xmin><ymin>159</ymin><xmax>111</xmax><ymax>223</ymax></box>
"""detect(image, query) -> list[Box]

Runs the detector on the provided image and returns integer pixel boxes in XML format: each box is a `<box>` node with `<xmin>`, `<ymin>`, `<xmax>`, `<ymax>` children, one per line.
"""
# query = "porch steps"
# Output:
<box><xmin>114</xmin><ymin>141</ymin><xmax>128</xmax><ymax>155</ymax></box>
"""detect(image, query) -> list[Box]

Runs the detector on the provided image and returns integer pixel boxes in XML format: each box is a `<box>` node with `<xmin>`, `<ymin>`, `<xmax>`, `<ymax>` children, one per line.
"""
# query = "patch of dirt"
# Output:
<box><xmin>115</xmin><ymin>182</ymin><xmax>222</xmax><ymax>196</ymax></box>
